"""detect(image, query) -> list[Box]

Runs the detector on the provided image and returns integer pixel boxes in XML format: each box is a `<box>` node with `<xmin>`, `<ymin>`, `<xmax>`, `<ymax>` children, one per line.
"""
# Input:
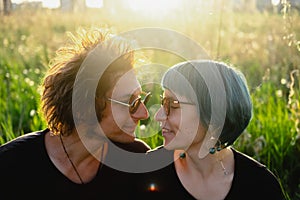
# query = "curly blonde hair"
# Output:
<box><xmin>40</xmin><ymin>27</ymin><xmax>135</xmax><ymax>136</ymax></box>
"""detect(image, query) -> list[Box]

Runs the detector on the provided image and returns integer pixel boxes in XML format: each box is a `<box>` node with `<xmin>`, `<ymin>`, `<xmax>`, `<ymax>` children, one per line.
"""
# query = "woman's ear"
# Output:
<box><xmin>198</xmin><ymin>127</ymin><xmax>222</xmax><ymax>159</ymax></box>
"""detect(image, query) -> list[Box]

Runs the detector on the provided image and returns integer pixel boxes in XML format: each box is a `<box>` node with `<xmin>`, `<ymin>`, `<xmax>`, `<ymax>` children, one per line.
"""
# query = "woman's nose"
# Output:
<box><xmin>154</xmin><ymin>106</ymin><xmax>167</xmax><ymax>122</ymax></box>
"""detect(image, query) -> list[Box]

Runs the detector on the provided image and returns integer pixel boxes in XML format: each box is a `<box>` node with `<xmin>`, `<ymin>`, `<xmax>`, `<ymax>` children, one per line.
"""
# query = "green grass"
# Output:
<box><xmin>0</xmin><ymin>5</ymin><xmax>299</xmax><ymax>199</ymax></box>
<box><xmin>233</xmin><ymin>80</ymin><xmax>299</xmax><ymax>200</ymax></box>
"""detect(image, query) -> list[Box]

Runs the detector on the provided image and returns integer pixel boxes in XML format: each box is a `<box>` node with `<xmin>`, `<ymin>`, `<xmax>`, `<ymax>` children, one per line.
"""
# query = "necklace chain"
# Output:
<box><xmin>59</xmin><ymin>134</ymin><xmax>105</xmax><ymax>184</ymax></box>
<box><xmin>60</xmin><ymin>135</ymin><xmax>84</xmax><ymax>184</ymax></box>
<box><xmin>179</xmin><ymin>151</ymin><xmax>229</xmax><ymax>175</ymax></box>
<box><xmin>217</xmin><ymin>149</ymin><xmax>229</xmax><ymax>175</ymax></box>
<box><xmin>219</xmin><ymin>159</ymin><xmax>229</xmax><ymax>175</ymax></box>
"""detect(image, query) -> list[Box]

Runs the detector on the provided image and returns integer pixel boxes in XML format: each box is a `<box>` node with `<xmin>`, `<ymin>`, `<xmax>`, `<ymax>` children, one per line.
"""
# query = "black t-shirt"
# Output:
<box><xmin>136</xmin><ymin>147</ymin><xmax>286</xmax><ymax>200</ymax></box>
<box><xmin>0</xmin><ymin>129</ymin><xmax>150</xmax><ymax>200</ymax></box>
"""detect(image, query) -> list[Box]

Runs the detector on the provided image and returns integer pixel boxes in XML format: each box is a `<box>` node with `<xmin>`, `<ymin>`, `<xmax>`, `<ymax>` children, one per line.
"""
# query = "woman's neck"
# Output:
<box><xmin>175</xmin><ymin>147</ymin><xmax>233</xmax><ymax>178</ymax></box>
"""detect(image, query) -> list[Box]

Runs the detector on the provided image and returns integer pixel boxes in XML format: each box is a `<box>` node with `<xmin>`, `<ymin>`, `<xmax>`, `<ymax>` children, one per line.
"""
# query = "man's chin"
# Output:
<box><xmin>110</xmin><ymin>133</ymin><xmax>136</xmax><ymax>144</ymax></box>
<box><xmin>121</xmin><ymin>135</ymin><xmax>136</xmax><ymax>143</ymax></box>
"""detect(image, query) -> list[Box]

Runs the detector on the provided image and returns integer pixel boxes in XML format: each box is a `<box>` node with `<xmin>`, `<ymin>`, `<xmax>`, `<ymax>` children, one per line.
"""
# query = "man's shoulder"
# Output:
<box><xmin>112</xmin><ymin>138</ymin><xmax>151</xmax><ymax>153</ymax></box>
<box><xmin>0</xmin><ymin>129</ymin><xmax>47</xmax><ymax>154</ymax></box>
<box><xmin>146</xmin><ymin>145</ymin><xmax>164</xmax><ymax>154</ymax></box>
<box><xmin>133</xmin><ymin>138</ymin><xmax>151</xmax><ymax>151</ymax></box>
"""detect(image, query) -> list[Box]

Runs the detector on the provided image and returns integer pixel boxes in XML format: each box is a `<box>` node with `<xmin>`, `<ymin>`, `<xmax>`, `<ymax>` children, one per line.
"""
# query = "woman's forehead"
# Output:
<box><xmin>164</xmin><ymin>89</ymin><xmax>189</xmax><ymax>101</ymax></box>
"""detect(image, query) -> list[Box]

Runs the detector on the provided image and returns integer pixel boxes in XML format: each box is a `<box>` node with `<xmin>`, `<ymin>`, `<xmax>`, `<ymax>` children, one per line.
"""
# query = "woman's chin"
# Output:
<box><xmin>163</xmin><ymin>140</ymin><xmax>175</xmax><ymax>150</ymax></box>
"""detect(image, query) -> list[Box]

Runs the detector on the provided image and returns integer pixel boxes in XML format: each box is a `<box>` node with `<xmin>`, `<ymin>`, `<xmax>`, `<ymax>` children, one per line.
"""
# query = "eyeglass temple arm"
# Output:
<box><xmin>161</xmin><ymin>95</ymin><xmax>195</xmax><ymax>105</ymax></box>
<box><xmin>179</xmin><ymin>102</ymin><xmax>195</xmax><ymax>105</ymax></box>
<box><xmin>107</xmin><ymin>98</ymin><xmax>130</xmax><ymax>107</ymax></box>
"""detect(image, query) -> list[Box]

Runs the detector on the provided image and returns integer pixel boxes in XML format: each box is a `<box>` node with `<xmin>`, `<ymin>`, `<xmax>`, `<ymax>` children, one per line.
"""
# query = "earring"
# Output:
<box><xmin>209</xmin><ymin>147</ymin><xmax>216</xmax><ymax>154</ymax></box>
<box><xmin>179</xmin><ymin>152</ymin><xmax>186</xmax><ymax>159</ymax></box>
<box><xmin>208</xmin><ymin>139</ymin><xmax>223</xmax><ymax>154</ymax></box>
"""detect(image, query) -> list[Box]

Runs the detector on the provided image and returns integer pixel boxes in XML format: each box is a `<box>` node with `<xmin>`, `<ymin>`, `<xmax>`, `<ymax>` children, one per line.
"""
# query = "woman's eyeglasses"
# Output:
<box><xmin>160</xmin><ymin>95</ymin><xmax>194</xmax><ymax>116</ymax></box>
<box><xmin>107</xmin><ymin>92</ymin><xmax>152</xmax><ymax>114</ymax></box>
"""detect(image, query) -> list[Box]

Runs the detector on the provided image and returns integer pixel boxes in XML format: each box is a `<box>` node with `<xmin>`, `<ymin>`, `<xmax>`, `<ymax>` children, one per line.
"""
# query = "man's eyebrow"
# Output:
<box><xmin>117</xmin><ymin>92</ymin><xmax>139</xmax><ymax>101</ymax></box>
<box><xmin>113</xmin><ymin>88</ymin><xmax>142</xmax><ymax>100</ymax></box>
<box><xmin>131</xmin><ymin>89</ymin><xmax>143</xmax><ymax>97</ymax></box>
<box><xmin>114</xmin><ymin>94</ymin><xmax>131</xmax><ymax>101</ymax></box>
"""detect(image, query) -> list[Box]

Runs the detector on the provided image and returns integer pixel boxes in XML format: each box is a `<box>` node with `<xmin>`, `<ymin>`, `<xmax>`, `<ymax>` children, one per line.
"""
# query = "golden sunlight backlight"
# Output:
<box><xmin>128</xmin><ymin>0</ymin><xmax>182</xmax><ymax>16</ymax></box>
<box><xmin>86</xmin><ymin>0</ymin><xmax>103</xmax><ymax>8</ymax></box>
<box><xmin>11</xmin><ymin>0</ymin><xmax>60</xmax><ymax>8</ymax></box>
<box><xmin>12</xmin><ymin>0</ymin><xmax>103</xmax><ymax>9</ymax></box>
<box><xmin>41</xmin><ymin>0</ymin><xmax>60</xmax><ymax>8</ymax></box>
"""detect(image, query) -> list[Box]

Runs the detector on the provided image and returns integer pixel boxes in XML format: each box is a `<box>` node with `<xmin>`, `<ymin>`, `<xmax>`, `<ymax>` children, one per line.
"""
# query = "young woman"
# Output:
<box><xmin>138</xmin><ymin>60</ymin><xmax>286</xmax><ymax>200</ymax></box>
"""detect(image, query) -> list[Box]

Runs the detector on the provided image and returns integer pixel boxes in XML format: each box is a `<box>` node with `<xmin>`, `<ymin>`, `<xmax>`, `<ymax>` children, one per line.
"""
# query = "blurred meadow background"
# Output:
<box><xmin>0</xmin><ymin>0</ymin><xmax>299</xmax><ymax>199</ymax></box>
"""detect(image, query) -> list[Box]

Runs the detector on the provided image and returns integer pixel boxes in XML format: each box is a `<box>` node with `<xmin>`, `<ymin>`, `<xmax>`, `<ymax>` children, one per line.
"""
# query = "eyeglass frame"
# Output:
<box><xmin>107</xmin><ymin>92</ymin><xmax>152</xmax><ymax>114</ymax></box>
<box><xmin>160</xmin><ymin>95</ymin><xmax>195</xmax><ymax>116</ymax></box>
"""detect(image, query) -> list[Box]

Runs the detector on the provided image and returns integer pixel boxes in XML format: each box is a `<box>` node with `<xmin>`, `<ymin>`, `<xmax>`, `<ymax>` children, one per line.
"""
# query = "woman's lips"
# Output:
<box><xmin>161</xmin><ymin>128</ymin><xmax>172</xmax><ymax>136</ymax></box>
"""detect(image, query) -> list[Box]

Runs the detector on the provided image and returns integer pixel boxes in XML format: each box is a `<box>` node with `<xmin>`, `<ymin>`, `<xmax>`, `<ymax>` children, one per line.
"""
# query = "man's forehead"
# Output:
<box><xmin>111</xmin><ymin>70</ymin><xmax>141</xmax><ymax>97</ymax></box>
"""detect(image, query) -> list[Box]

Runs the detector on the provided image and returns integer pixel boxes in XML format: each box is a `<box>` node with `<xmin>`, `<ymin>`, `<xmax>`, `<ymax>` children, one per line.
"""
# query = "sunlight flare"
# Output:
<box><xmin>86</xmin><ymin>0</ymin><xmax>103</xmax><ymax>8</ymax></box>
<box><xmin>128</xmin><ymin>0</ymin><xmax>182</xmax><ymax>16</ymax></box>
<box><xmin>42</xmin><ymin>0</ymin><xmax>60</xmax><ymax>8</ymax></box>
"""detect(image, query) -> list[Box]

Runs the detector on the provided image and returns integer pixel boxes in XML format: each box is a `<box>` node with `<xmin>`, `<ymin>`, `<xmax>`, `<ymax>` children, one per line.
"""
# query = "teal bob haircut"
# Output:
<box><xmin>161</xmin><ymin>60</ymin><xmax>253</xmax><ymax>146</ymax></box>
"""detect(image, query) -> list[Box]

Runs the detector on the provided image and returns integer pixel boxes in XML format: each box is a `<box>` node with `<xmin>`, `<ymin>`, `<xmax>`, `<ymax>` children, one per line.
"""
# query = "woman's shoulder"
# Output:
<box><xmin>231</xmin><ymin>147</ymin><xmax>270</xmax><ymax>172</ymax></box>
<box><xmin>231</xmin><ymin>147</ymin><xmax>285</xmax><ymax>194</ymax></box>
<box><xmin>231</xmin><ymin>147</ymin><xmax>282</xmax><ymax>184</ymax></box>
<box><xmin>231</xmin><ymin>148</ymin><xmax>284</xmax><ymax>200</ymax></box>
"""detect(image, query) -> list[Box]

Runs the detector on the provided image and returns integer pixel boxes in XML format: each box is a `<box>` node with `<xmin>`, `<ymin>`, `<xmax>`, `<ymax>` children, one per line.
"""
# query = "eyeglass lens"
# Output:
<box><xmin>129</xmin><ymin>92</ymin><xmax>151</xmax><ymax>114</ymax></box>
<box><xmin>161</xmin><ymin>96</ymin><xmax>194</xmax><ymax>116</ymax></box>
<box><xmin>161</xmin><ymin>97</ymin><xmax>170</xmax><ymax>116</ymax></box>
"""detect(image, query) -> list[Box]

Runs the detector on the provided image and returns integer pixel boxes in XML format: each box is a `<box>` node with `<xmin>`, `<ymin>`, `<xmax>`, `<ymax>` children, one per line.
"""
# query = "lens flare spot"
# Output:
<box><xmin>148</xmin><ymin>183</ymin><xmax>158</xmax><ymax>192</ymax></box>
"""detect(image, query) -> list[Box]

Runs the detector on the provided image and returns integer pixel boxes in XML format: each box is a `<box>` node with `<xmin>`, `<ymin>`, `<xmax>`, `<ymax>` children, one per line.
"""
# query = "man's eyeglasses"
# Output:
<box><xmin>160</xmin><ymin>95</ymin><xmax>194</xmax><ymax>116</ymax></box>
<box><xmin>107</xmin><ymin>92</ymin><xmax>152</xmax><ymax>114</ymax></box>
